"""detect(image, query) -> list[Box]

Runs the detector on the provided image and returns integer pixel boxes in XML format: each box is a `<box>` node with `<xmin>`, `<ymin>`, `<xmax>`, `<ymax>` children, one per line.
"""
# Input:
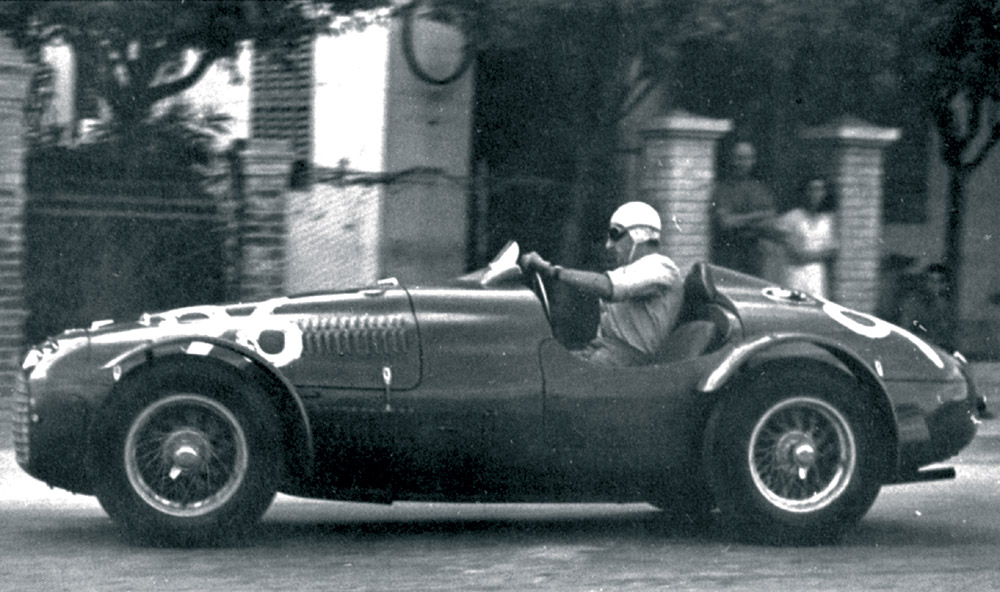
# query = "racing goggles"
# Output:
<box><xmin>607</xmin><ymin>225</ymin><xmax>628</xmax><ymax>242</ymax></box>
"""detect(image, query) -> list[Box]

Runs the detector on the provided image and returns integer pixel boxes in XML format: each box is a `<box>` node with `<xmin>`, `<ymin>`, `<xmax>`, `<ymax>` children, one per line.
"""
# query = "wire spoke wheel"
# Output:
<box><xmin>704</xmin><ymin>365</ymin><xmax>883</xmax><ymax>543</ymax></box>
<box><xmin>95</xmin><ymin>360</ymin><xmax>280</xmax><ymax>545</ymax></box>
<box><xmin>748</xmin><ymin>396</ymin><xmax>856</xmax><ymax>513</ymax></box>
<box><xmin>125</xmin><ymin>393</ymin><xmax>249</xmax><ymax>517</ymax></box>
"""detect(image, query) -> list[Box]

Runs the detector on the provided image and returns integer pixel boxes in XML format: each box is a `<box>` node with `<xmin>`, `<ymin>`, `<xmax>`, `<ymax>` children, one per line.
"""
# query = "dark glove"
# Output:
<box><xmin>519</xmin><ymin>251</ymin><xmax>549</xmax><ymax>273</ymax></box>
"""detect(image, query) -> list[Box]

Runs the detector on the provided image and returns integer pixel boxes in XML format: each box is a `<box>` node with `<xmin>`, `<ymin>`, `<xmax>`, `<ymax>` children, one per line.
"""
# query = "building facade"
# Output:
<box><xmin>0</xmin><ymin>36</ymin><xmax>31</xmax><ymax>395</ymax></box>
<box><xmin>6</xmin><ymin>8</ymin><xmax>1000</xmax><ymax>368</ymax></box>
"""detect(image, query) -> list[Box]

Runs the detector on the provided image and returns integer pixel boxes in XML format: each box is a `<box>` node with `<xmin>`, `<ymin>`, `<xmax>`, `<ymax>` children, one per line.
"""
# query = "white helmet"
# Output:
<box><xmin>609</xmin><ymin>201</ymin><xmax>661</xmax><ymax>243</ymax></box>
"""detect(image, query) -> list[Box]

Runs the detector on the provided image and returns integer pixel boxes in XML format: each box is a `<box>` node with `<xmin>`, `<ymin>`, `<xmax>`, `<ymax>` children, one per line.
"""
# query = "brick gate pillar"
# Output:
<box><xmin>801</xmin><ymin>117</ymin><xmax>900</xmax><ymax>313</ymax></box>
<box><xmin>237</xmin><ymin>139</ymin><xmax>294</xmax><ymax>300</ymax></box>
<box><xmin>0</xmin><ymin>36</ymin><xmax>32</xmax><ymax>394</ymax></box>
<box><xmin>640</xmin><ymin>111</ymin><xmax>731</xmax><ymax>270</ymax></box>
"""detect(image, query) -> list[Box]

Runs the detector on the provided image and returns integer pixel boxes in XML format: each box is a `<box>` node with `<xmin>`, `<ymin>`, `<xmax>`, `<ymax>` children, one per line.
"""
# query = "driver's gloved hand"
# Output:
<box><xmin>519</xmin><ymin>252</ymin><xmax>551</xmax><ymax>274</ymax></box>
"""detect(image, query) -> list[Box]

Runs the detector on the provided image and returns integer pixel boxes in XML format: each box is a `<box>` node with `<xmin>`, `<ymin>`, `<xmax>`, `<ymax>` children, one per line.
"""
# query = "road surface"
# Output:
<box><xmin>2</xmin><ymin>402</ymin><xmax>999</xmax><ymax>591</ymax></box>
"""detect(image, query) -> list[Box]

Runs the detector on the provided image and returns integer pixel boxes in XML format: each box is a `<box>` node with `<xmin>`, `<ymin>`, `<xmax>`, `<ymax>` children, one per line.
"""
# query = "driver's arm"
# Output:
<box><xmin>520</xmin><ymin>252</ymin><xmax>612</xmax><ymax>300</ymax></box>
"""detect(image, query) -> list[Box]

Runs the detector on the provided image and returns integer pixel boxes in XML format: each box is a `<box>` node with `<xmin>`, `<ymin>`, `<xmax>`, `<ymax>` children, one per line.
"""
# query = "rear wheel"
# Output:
<box><xmin>704</xmin><ymin>366</ymin><xmax>882</xmax><ymax>543</ymax></box>
<box><xmin>95</xmin><ymin>360</ymin><xmax>280</xmax><ymax>546</ymax></box>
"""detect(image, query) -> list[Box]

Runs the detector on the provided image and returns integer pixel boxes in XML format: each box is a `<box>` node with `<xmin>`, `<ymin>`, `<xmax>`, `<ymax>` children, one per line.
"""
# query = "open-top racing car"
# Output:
<box><xmin>14</xmin><ymin>242</ymin><xmax>979</xmax><ymax>545</ymax></box>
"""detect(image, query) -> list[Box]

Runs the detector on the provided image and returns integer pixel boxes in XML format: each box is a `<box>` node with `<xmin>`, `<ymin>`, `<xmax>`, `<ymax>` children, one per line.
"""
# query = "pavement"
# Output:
<box><xmin>2</xmin><ymin>363</ymin><xmax>1000</xmax><ymax>444</ymax></box>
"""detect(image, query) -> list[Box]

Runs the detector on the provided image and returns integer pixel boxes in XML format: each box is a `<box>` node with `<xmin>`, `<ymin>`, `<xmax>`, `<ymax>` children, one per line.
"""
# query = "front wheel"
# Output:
<box><xmin>704</xmin><ymin>366</ymin><xmax>883</xmax><ymax>544</ymax></box>
<box><xmin>94</xmin><ymin>361</ymin><xmax>280</xmax><ymax>546</ymax></box>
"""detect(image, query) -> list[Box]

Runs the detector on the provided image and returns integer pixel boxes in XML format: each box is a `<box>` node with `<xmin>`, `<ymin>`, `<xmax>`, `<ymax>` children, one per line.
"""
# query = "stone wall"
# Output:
<box><xmin>381</xmin><ymin>17</ymin><xmax>473</xmax><ymax>283</ymax></box>
<box><xmin>285</xmin><ymin>181</ymin><xmax>382</xmax><ymax>293</ymax></box>
<box><xmin>802</xmin><ymin>118</ymin><xmax>900</xmax><ymax>313</ymax></box>
<box><xmin>233</xmin><ymin>139</ymin><xmax>295</xmax><ymax>300</ymax></box>
<box><xmin>640</xmin><ymin>112</ymin><xmax>732</xmax><ymax>271</ymax></box>
<box><xmin>639</xmin><ymin>112</ymin><xmax>899</xmax><ymax>317</ymax></box>
<box><xmin>0</xmin><ymin>37</ymin><xmax>31</xmax><ymax>394</ymax></box>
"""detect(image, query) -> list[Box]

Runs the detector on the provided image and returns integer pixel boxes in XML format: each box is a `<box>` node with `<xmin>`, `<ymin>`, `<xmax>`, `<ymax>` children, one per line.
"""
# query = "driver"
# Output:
<box><xmin>520</xmin><ymin>201</ymin><xmax>684</xmax><ymax>366</ymax></box>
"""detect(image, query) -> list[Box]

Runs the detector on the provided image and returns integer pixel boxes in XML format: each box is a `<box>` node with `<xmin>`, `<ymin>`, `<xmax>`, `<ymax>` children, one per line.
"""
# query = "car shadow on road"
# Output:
<box><xmin>14</xmin><ymin>506</ymin><xmax>995</xmax><ymax>550</ymax></box>
<box><xmin>256</xmin><ymin>515</ymin><xmax>708</xmax><ymax>545</ymax></box>
<box><xmin>252</xmin><ymin>509</ymin><xmax>1000</xmax><ymax>550</ymax></box>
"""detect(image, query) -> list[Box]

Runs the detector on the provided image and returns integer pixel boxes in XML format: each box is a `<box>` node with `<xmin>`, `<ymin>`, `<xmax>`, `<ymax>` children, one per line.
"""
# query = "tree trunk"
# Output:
<box><xmin>943</xmin><ymin>166</ymin><xmax>967</xmax><ymax>351</ymax></box>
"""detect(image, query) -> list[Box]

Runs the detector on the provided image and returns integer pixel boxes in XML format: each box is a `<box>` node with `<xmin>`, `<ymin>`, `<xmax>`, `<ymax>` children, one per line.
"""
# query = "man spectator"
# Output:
<box><xmin>711</xmin><ymin>141</ymin><xmax>777</xmax><ymax>278</ymax></box>
<box><xmin>897</xmin><ymin>263</ymin><xmax>954</xmax><ymax>352</ymax></box>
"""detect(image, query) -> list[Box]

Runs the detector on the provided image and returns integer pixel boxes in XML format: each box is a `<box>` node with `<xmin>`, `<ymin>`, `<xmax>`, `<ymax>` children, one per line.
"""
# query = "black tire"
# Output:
<box><xmin>704</xmin><ymin>366</ymin><xmax>882</xmax><ymax>544</ymax></box>
<box><xmin>94</xmin><ymin>360</ymin><xmax>280</xmax><ymax>546</ymax></box>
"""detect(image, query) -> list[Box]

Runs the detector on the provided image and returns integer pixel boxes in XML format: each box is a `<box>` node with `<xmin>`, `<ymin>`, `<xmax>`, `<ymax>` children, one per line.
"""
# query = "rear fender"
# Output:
<box><xmin>698</xmin><ymin>333</ymin><xmax>899</xmax><ymax>475</ymax></box>
<box><xmin>104</xmin><ymin>336</ymin><xmax>315</xmax><ymax>478</ymax></box>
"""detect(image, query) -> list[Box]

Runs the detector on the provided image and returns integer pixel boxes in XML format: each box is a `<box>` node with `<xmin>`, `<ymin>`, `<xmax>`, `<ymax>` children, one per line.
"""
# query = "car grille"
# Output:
<box><xmin>12</xmin><ymin>371</ymin><xmax>31</xmax><ymax>467</ymax></box>
<box><xmin>299</xmin><ymin>314</ymin><xmax>413</xmax><ymax>357</ymax></box>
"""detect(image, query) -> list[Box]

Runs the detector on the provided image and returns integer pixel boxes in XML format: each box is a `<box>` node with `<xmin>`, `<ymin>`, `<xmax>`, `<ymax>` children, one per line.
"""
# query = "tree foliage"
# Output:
<box><xmin>442</xmin><ymin>0</ymin><xmax>998</xmax><ymax>335</ymax></box>
<box><xmin>0</xmin><ymin>0</ymin><xmax>389</xmax><ymax>132</ymax></box>
<box><xmin>927</xmin><ymin>0</ymin><xmax>1000</xmax><ymax>174</ymax></box>
<box><xmin>3</xmin><ymin>0</ymin><xmax>997</xmax><ymax>312</ymax></box>
<box><xmin>923</xmin><ymin>0</ymin><xmax>1000</xmax><ymax>331</ymax></box>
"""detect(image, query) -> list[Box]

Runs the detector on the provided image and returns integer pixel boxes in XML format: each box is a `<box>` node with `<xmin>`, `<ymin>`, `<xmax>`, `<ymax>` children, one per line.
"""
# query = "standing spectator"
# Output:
<box><xmin>768</xmin><ymin>177</ymin><xmax>839</xmax><ymax>298</ymax></box>
<box><xmin>897</xmin><ymin>263</ymin><xmax>954</xmax><ymax>351</ymax></box>
<box><xmin>711</xmin><ymin>141</ymin><xmax>777</xmax><ymax>277</ymax></box>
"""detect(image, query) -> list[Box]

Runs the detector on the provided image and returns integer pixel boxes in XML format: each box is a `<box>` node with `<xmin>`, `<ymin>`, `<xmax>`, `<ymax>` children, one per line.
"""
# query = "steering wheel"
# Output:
<box><xmin>529</xmin><ymin>270</ymin><xmax>552</xmax><ymax>322</ymax></box>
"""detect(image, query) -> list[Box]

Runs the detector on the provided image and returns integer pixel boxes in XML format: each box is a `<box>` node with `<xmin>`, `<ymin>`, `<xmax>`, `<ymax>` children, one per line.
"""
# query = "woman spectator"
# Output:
<box><xmin>768</xmin><ymin>177</ymin><xmax>838</xmax><ymax>298</ymax></box>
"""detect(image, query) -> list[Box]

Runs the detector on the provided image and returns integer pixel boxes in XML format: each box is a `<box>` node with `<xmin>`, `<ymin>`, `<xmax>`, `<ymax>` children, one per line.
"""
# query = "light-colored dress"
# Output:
<box><xmin>772</xmin><ymin>209</ymin><xmax>837</xmax><ymax>297</ymax></box>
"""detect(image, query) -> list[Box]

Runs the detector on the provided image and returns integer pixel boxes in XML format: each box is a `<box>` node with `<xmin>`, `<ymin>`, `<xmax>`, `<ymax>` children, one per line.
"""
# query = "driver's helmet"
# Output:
<box><xmin>610</xmin><ymin>201</ymin><xmax>661</xmax><ymax>244</ymax></box>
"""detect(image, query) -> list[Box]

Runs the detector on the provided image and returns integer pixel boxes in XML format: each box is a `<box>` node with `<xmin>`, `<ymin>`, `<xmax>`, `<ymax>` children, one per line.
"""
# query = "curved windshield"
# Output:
<box><xmin>457</xmin><ymin>241</ymin><xmax>524</xmax><ymax>286</ymax></box>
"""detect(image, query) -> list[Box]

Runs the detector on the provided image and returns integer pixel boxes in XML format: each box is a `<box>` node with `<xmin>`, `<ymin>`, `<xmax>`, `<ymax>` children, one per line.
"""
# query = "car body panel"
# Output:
<box><xmin>539</xmin><ymin>338</ymin><xmax>730</xmax><ymax>500</ymax></box>
<box><xmin>274</xmin><ymin>289</ymin><xmax>421</xmax><ymax>390</ymax></box>
<box><xmin>388</xmin><ymin>287</ymin><xmax>549</xmax><ymax>498</ymax></box>
<box><xmin>15</xmin><ymin>259</ymin><xmax>979</xmax><ymax>511</ymax></box>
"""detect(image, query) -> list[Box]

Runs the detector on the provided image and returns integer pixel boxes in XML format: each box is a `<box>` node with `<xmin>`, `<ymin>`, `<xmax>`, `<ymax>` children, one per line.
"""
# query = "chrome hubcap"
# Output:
<box><xmin>163</xmin><ymin>429</ymin><xmax>210</xmax><ymax>478</ymax></box>
<box><xmin>748</xmin><ymin>396</ymin><xmax>856</xmax><ymax>513</ymax></box>
<box><xmin>124</xmin><ymin>394</ymin><xmax>249</xmax><ymax>517</ymax></box>
<box><xmin>776</xmin><ymin>432</ymin><xmax>818</xmax><ymax>480</ymax></box>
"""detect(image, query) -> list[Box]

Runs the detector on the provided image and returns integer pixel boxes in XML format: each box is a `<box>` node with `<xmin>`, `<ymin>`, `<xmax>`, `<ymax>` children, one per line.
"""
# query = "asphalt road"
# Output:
<box><xmin>2</xmin><ymin>401</ymin><xmax>1000</xmax><ymax>592</ymax></box>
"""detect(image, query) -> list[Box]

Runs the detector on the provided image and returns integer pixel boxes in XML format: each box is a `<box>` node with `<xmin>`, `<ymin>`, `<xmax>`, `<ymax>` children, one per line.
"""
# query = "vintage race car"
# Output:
<box><xmin>14</xmin><ymin>242</ymin><xmax>980</xmax><ymax>545</ymax></box>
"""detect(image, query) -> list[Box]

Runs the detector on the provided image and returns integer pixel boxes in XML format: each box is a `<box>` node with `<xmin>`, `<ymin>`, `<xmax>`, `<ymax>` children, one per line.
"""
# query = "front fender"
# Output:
<box><xmin>698</xmin><ymin>333</ymin><xmax>883</xmax><ymax>394</ymax></box>
<box><xmin>105</xmin><ymin>336</ymin><xmax>315</xmax><ymax>478</ymax></box>
<box><xmin>698</xmin><ymin>332</ymin><xmax>899</xmax><ymax>472</ymax></box>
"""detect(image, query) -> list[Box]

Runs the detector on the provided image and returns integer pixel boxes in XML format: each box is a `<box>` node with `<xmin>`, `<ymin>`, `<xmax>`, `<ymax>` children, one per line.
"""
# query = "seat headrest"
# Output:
<box><xmin>684</xmin><ymin>262</ymin><xmax>717</xmax><ymax>305</ymax></box>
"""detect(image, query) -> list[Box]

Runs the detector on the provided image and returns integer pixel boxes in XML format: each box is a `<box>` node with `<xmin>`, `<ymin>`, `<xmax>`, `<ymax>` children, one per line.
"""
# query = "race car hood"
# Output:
<box><xmin>708</xmin><ymin>266</ymin><xmax>964</xmax><ymax>383</ymax></box>
<box><xmin>36</xmin><ymin>285</ymin><xmax>422</xmax><ymax>391</ymax></box>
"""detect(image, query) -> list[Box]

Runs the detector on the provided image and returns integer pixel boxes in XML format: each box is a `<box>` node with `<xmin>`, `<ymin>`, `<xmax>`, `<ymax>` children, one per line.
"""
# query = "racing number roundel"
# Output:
<box><xmin>820</xmin><ymin>299</ymin><xmax>943</xmax><ymax>369</ymax></box>
<box><xmin>235</xmin><ymin>299</ymin><xmax>304</xmax><ymax>367</ymax></box>
<box><xmin>238</xmin><ymin>321</ymin><xmax>303</xmax><ymax>367</ymax></box>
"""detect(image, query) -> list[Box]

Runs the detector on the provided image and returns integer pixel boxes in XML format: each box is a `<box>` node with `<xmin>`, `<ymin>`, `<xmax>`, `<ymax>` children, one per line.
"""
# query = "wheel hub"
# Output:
<box><xmin>162</xmin><ymin>429</ymin><xmax>210</xmax><ymax>476</ymax></box>
<box><xmin>123</xmin><ymin>393</ymin><xmax>254</xmax><ymax>518</ymax></box>
<box><xmin>776</xmin><ymin>431</ymin><xmax>817</xmax><ymax>479</ymax></box>
<box><xmin>747</xmin><ymin>396</ymin><xmax>859</xmax><ymax>514</ymax></box>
